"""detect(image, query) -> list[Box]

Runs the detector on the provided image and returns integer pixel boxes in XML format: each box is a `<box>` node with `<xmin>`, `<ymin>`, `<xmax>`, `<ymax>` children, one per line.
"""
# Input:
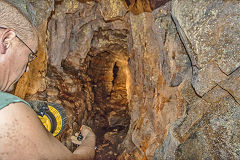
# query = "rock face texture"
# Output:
<box><xmin>14</xmin><ymin>0</ymin><xmax>54</xmax><ymax>98</ymax></box>
<box><xmin>118</xmin><ymin>3</ymin><xmax>188</xmax><ymax>159</ymax></box>
<box><xmin>13</xmin><ymin>0</ymin><xmax>240</xmax><ymax>159</ymax></box>
<box><xmin>155</xmin><ymin>0</ymin><xmax>240</xmax><ymax>159</ymax></box>
<box><xmin>121</xmin><ymin>0</ymin><xmax>171</xmax><ymax>14</ymax></box>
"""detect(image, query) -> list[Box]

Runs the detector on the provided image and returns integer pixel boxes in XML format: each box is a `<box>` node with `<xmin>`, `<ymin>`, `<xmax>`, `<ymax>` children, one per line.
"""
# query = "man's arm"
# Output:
<box><xmin>0</xmin><ymin>102</ymin><xmax>95</xmax><ymax>160</ymax></box>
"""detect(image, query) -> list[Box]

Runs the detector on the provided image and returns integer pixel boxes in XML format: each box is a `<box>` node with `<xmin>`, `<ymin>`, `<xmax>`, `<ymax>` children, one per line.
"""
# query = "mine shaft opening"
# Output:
<box><xmin>30</xmin><ymin>51</ymin><xmax>130</xmax><ymax>159</ymax></box>
<box><xmin>87</xmin><ymin>51</ymin><xmax>130</xmax><ymax>159</ymax></box>
<box><xmin>113</xmin><ymin>62</ymin><xmax>119</xmax><ymax>86</ymax></box>
<box><xmin>125</xmin><ymin>0</ymin><xmax>131</xmax><ymax>6</ymax></box>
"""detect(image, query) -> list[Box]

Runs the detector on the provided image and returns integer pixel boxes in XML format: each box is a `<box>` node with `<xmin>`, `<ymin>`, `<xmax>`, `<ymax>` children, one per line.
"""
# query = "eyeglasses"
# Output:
<box><xmin>16</xmin><ymin>35</ymin><xmax>37</xmax><ymax>62</ymax></box>
<box><xmin>0</xmin><ymin>27</ymin><xmax>37</xmax><ymax>62</ymax></box>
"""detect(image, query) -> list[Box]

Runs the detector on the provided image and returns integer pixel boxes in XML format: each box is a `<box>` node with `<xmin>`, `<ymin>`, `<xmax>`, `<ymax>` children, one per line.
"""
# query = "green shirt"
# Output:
<box><xmin>0</xmin><ymin>92</ymin><xmax>30</xmax><ymax>109</ymax></box>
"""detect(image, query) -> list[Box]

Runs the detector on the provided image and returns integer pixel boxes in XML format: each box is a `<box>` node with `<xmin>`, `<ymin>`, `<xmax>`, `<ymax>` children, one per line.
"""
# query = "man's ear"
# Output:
<box><xmin>0</xmin><ymin>29</ymin><xmax>16</xmax><ymax>54</ymax></box>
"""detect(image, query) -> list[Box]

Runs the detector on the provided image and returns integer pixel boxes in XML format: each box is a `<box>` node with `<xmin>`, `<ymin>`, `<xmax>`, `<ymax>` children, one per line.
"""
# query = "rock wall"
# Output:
<box><xmin>14</xmin><ymin>0</ymin><xmax>54</xmax><ymax>98</ymax></box>
<box><xmin>13</xmin><ymin>0</ymin><xmax>240</xmax><ymax>159</ymax></box>
<box><xmin>155</xmin><ymin>0</ymin><xmax>240</xmax><ymax>159</ymax></box>
<box><xmin>121</xmin><ymin>0</ymin><xmax>171</xmax><ymax>14</ymax></box>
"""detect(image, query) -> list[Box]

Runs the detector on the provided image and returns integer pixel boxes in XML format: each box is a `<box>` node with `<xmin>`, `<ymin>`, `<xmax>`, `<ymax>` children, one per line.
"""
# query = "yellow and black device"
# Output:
<box><xmin>28</xmin><ymin>101</ymin><xmax>67</xmax><ymax>137</ymax></box>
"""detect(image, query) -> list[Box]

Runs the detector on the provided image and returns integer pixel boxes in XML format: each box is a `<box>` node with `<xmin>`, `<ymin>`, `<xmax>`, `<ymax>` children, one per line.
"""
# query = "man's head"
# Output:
<box><xmin>0</xmin><ymin>0</ymin><xmax>38</xmax><ymax>92</ymax></box>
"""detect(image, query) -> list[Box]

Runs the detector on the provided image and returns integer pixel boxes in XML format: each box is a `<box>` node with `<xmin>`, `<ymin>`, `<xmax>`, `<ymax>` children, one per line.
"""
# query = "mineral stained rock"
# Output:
<box><xmin>15</xmin><ymin>0</ymin><xmax>54</xmax><ymax>98</ymax></box>
<box><xmin>121</xmin><ymin>0</ymin><xmax>171</xmax><ymax>14</ymax></box>
<box><xmin>155</xmin><ymin>0</ymin><xmax>240</xmax><ymax>159</ymax></box>
<box><xmin>118</xmin><ymin>2</ymin><xmax>183</xmax><ymax>159</ymax></box>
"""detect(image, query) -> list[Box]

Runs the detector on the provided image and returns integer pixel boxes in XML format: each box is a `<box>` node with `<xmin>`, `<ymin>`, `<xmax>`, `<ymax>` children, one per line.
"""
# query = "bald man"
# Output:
<box><xmin>0</xmin><ymin>0</ymin><xmax>96</xmax><ymax>159</ymax></box>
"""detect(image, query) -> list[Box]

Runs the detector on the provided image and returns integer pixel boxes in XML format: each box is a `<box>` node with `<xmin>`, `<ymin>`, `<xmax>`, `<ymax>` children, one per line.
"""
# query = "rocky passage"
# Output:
<box><xmin>14</xmin><ymin>0</ymin><xmax>240</xmax><ymax>159</ymax></box>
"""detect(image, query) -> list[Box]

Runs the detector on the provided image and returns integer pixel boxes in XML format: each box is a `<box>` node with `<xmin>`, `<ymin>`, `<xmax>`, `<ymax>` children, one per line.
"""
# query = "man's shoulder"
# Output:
<box><xmin>0</xmin><ymin>92</ymin><xmax>31</xmax><ymax>110</ymax></box>
<box><xmin>0</xmin><ymin>102</ymin><xmax>38</xmax><ymax>140</ymax></box>
<box><xmin>0</xmin><ymin>102</ymin><xmax>35</xmax><ymax>123</ymax></box>
<box><xmin>0</xmin><ymin>101</ymin><xmax>73</xmax><ymax>160</ymax></box>
<box><xmin>0</xmin><ymin>102</ymin><xmax>44</xmax><ymax>159</ymax></box>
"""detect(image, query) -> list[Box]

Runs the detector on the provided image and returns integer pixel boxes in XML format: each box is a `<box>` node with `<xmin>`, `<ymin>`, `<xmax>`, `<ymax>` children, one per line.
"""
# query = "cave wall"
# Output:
<box><xmin>14</xmin><ymin>0</ymin><xmax>54</xmax><ymax>98</ymax></box>
<box><xmin>13</xmin><ymin>0</ymin><xmax>240</xmax><ymax>159</ymax></box>
<box><xmin>118</xmin><ymin>3</ymin><xmax>191</xmax><ymax>159</ymax></box>
<box><xmin>155</xmin><ymin>0</ymin><xmax>240</xmax><ymax>159</ymax></box>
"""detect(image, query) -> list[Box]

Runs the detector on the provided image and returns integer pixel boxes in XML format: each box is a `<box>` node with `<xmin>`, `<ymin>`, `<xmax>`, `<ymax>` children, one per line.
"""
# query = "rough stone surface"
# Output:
<box><xmin>99</xmin><ymin>0</ymin><xmax>127</xmax><ymax>21</ymax></box>
<box><xmin>175</xmin><ymin>94</ymin><xmax>240</xmax><ymax>159</ymax></box>
<box><xmin>219</xmin><ymin>68</ymin><xmax>240</xmax><ymax>104</ymax></box>
<box><xmin>154</xmin><ymin>0</ymin><xmax>240</xmax><ymax>159</ymax></box>
<box><xmin>192</xmin><ymin>61</ymin><xmax>228</xmax><ymax>96</ymax></box>
<box><xmin>121</xmin><ymin>0</ymin><xmax>171</xmax><ymax>14</ymax></box>
<box><xmin>172</xmin><ymin>0</ymin><xmax>240</xmax><ymax>75</ymax></box>
<box><xmin>15</xmin><ymin>11</ymin><xmax>51</xmax><ymax>98</ymax></box>
<box><xmin>119</xmin><ymin>3</ymin><xmax>181</xmax><ymax>159</ymax></box>
<box><xmin>153</xmin><ymin>4</ymin><xmax>191</xmax><ymax>87</ymax></box>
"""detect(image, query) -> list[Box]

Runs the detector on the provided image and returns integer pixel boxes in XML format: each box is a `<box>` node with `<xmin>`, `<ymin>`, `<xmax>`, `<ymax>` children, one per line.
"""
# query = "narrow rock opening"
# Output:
<box><xmin>113</xmin><ymin>62</ymin><xmax>119</xmax><ymax>86</ymax></box>
<box><xmin>87</xmin><ymin>51</ymin><xmax>130</xmax><ymax>159</ymax></box>
<box><xmin>125</xmin><ymin>0</ymin><xmax>131</xmax><ymax>6</ymax></box>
